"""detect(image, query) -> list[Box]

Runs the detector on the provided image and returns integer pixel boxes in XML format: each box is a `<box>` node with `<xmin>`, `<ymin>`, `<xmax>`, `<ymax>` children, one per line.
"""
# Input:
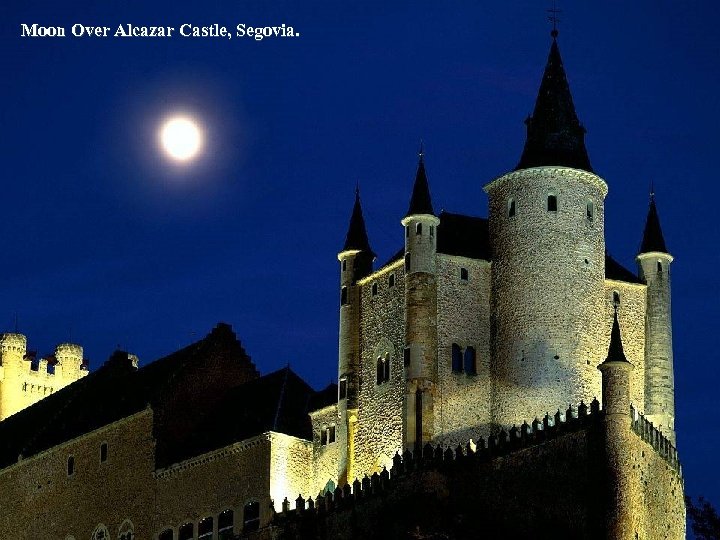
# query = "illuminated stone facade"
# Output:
<box><xmin>0</xmin><ymin>333</ymin><xmax>87</xmax><ymax>421</ymax></box>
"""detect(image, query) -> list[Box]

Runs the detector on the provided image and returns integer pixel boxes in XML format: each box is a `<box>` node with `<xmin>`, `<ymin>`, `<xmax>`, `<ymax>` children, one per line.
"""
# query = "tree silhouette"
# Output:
<box><xmin>686</xmin><ymin>496</ymin><xmax>720</xmax><ymax>539</ymax></box>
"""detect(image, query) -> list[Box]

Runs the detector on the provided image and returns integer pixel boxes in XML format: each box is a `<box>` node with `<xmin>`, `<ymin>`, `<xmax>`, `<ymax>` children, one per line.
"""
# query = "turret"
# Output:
<box><xmin>54</xmin><ymin>342</ymin><xmax>84</xmax><ymax>381</ymax></box>
<box><xmin>337</xmin><ymin>187</ymin><xmax>374</xmax><ymax>484</ymax></box>
<box><xmin>598</xmin><ymin>311</ymin><xmax>639</xmax><ymax>540</ymax></box>
<box><xmin>636</xmin><ymin>193</ymin><xmax>675</xmax><ymax>443</ymax></box>
<box><xmin>0</xmin><ymin>333</ymin><xmax>28</xmax><ymax>420</ymax></box>
<box><xmin>401</xmin><ymin>148</ymin><xmax>440</xmax><ymax>451</ymax></box>
<box><xmin>485</xmin><ymin>31</ymin><xmax>608</xmax><ymax>428</ymax></box>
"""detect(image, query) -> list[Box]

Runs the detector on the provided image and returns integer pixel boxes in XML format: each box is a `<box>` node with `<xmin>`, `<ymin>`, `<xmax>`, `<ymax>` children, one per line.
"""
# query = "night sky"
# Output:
<box><xmin>3</xmin><ymin>1</ymin><xmax>719</xmax><ymax>512</ymax></box>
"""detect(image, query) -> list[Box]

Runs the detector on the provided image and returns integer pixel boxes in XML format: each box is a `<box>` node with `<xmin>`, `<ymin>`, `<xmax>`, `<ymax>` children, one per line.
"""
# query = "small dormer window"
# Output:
<box><xmin>508</xmin><ymin>198</ymin><xmax>516</xmax><ymax>217</ymax></box>
<box><xmin>416</xmin><ymin>223</ymin><xmax>422</xmax><ymax>235</ymax></box>
<box><xmin>548</xmin><ymin>194</ymin><xmax>558</xmax><ymax>212</ymax></box>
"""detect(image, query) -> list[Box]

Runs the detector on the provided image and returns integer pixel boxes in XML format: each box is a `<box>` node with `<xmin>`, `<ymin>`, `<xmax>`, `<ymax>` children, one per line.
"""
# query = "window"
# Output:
<box><xmin>508</xmin><ymin>198</ymin><xmax>516</xmax><ymax>217</ymax></box>
<box><xmin>451</xmin><ymin>344</ymin><xmax>463</xmax><ymax>373</ymax></box>
<box><xmin>404</xmin><ymin>253</ymin><xmax>411</xmax><ymax>272</ymax></box>
<box><xmin>613</xmin><ymin>291</ymin><xmax>620</xmax><ymax>306</ymax></box>
<box><xmin>416</xmin><ymin>223</ymin><xmax>422</xmax><ymax>235</ymax></box>
<box><xmin>388</xmin><ymin>273</ymin><xmax>395</xmax><ymax>287</ymax></box>
<box><xmin>67</xmin><ymin>455</ymin><xmax>74</xmax><ymax>476</ymax></box>
<box><xmin>100</xmin><ymin>442</ymin><xmax>108</xmax><ymax>463</ymax></box>
<box><xmin>118</xmin><ymin>520</ymin><xmax>134</xmax><ymax>540</ymax></box>
<box><xmin>376</xmin><ymin>354</ymin><xmax>390</xmax><ymax>384</ymax></box>
<box><xmin>328</xmin><ymin>425</ymin><xmax>335</xmax><ymax>443</ymax></box>
<box><xmin>321</xmin><ymin>425</ymin><xmax>335</xmax><ymax>445</ymax></box>
<box><xmin>340</xmin><ymin>286</ymin><xmax>348</xmax><ymax>305</ymax></box>
<box><xmin>430</xmin><ymin>225</ymin><xmax>434</xmax><ymax>237</ymax></box>
<box><xmin>158</xmin><ymin>530</ymin><xmax>173</xmax><ymax>540</ymax></box>
<box><xmin>178</xmin><ymin>523</ymin><xmax>193</xmax><ymax>540</ymax></box>
<box><xmin>244</xmin><ymin>501</ymin><xmax>260</xmax><ymax>532</ymax></box>
<box><xmin>460</xmin><ymin>268</ymin><xmax>468</xmax><ymax>281</ymax></box>
<box><xmin>547</xmin><ymin>194</ymin><xmax>557</xmax><ymax>212</ymax></box>
<box><xmin>586</xmin><ymin>201</ymin><xmax>594</xmax><ymax>221</ymax></box>
<box><xmin>404</xmin><ymin>347</ymin><xmax>411</xmax><ymax>367</ymax></box>
<box><xmin>92</xmin><ymin>525</ymin><xmax>109</xmax><ymax>540</ymax></box>
<box><xmin>342</xmin><ymin>260</ymin><xmax>346</xmax><ymax>271</ymax></box>
<box><xmin>198</xmin><ymin>517</ymin><xmax>213</xmax><ymax>540</ymax></box>
<box><xmin>657</xmin><ymin>261</ymin><xmax>663</xmax><ymax>273</ymax></box>
<box><xmin>339</xmin><ymin>377</ymin><xmax>347</xmax><ymax>400</ymax></box>
<box><xmin>371</xmin><ymin>283</ymin><xmax>378</xmax><ymax>296</ymax></box>
<box><xmin>218</xmin><ymin>509</ymin><xmax>234</xmax><ymax>539</ymax></box>
<box><xmin>405</xmin><ymin>226</ymin><xmax>409</xmax><ymax>238</ymax></box>
<box><xmin>321</xmin><ymin>427</ymin><xmax>327</xmax><ymax>445</ymax></box>
<box><xmin>464</xmin><ymin>346</ymin><xmax>477</xmax><ymax>375</ymax></box>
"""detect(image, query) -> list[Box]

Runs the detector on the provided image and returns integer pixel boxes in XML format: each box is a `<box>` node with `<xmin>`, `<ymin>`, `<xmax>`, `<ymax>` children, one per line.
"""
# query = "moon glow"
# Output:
<box><xmin>159</xmin><ymin>116</ymin><xmax>203</xmax><ymax>161</ymax></box>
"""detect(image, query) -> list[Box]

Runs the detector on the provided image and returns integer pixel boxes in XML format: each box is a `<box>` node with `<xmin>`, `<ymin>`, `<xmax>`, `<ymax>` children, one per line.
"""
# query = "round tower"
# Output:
<box><xmin>485</xmin><ymin>33</ymin><xmax>609</xmax><ymax>428</ymax></box>
<box><xmin>55</xmin><ymin>343</ymin><xmax>84</xmax><ymax>382</ymax></box>
<box><xmin>0</xmin><ymin>333</ymin><xmax>28</xmax><ymax>420</ymax></box>
<box><xmin>401</xmin><ymin>150</ymin><xmax>440</xmax><ymax>451</ymax></box>
<box><xmin>636</xmin><ymin>194</ymin><xmax>675</xmax><ymax>443</ymax></box>
<box><xmin>337</xmin><ymin>187</ymin><xmax>374</xmax><ymax>484</ymax></box>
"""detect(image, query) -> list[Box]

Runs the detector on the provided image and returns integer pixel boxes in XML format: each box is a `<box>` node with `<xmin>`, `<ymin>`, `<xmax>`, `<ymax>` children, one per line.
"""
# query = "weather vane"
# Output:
<box><xmin>547</xmin><ymin>0</ymin><xmax>561</xmax><ymax>38</ymax></box>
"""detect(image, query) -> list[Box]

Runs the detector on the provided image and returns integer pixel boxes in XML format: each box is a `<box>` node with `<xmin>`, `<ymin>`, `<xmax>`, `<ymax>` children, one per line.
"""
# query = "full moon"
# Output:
<box><xmin>159</xmin><ymin>116</ymin><xmax>203</xmax><ymax>162</ymax></box>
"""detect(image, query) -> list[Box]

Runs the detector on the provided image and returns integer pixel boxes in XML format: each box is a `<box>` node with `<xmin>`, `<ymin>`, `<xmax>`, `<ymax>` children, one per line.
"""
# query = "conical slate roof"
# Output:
<box><xmin>639</xmin><ymin>195</ymin><xmax>668</xmax><ymax>254</ymax></box>
<box><xmin>515</xmin><ymin>35</ymin><xmax>593</xmax><ymax>172</ymax></box>
<box><xmin>342</xmin><ymin>188</ymin><xmax>374</xmax><ymax>255</ymax></box>
<box><xmin>603</xmin><ymin>310</ymin><xmax>629</xmax><ymax>365</ymax></box>
<box><xmin>406</xmin><ymin>154</ymin><xmax>435</xmax><ymax>217</ymax></box>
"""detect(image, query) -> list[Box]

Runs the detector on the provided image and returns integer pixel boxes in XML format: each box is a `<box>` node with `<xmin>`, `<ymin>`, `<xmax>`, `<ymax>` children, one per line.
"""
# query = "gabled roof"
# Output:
<box><xmin>605</xmin><ymin>254</ymin><xmax>641</xmax><ymax>284</ymax></box>
<box><xmin>406</xmin><ymin>155</ymin><xmax>435</xmax><ymax>217</ymax></box>
<box><xmin>516</xmin><ymin>35</ymin><xmax>593</xmax><ymax>172</ymax></box>
<box><xmin>639</xmin><ymin>195</ymin><xmax>668</xmax><ymax>254</ymax></box>
<box><xmin>342</xmin><ymin>188</ymin><xmax>374</xmax><ymax>256</ymax></box>
<box><xmin>436</xmin><ymin>212</ymin><xmax>490</xmax><ymax>260</ymax></box>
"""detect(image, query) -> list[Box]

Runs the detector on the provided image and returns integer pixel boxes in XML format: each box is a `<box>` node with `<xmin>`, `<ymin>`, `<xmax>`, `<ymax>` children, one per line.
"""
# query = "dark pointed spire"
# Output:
<box><xmin>342</xmin><ymin>187</ymin><xmax>374</xmax><ymax>256</ymax></box>
<box><xmin>639</xmin><ymin>193</ymin><xmax>668</xmax><ymax>254</ymax></box>
<box><xmin>406</xmin><ymin>145</ymin><xmax>435</xmax><ymax>217</ymax></box>
<box><xmin>515</xmin><ymin>34</ymin><xmax>593</xmax><ymax>172</ymax></box>
<box><xmin>603</xmin><ymin>309</ymin><xmax>630</xmax><ymax>365</ymax></box>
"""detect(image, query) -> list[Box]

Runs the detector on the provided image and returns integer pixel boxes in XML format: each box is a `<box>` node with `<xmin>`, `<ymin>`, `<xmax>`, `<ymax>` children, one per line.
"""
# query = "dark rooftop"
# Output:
<box><xmin>406</xmin><ymin>154</ymin><xmax>435</xmax><ymax>217</ymax></box>
<box><xmin>639</xmin><ymin>196</ymin><xmax>668</xmax><ymax>254</ymax></box>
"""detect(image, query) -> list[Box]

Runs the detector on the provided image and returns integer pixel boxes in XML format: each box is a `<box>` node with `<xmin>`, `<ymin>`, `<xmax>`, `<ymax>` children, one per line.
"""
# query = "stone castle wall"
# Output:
<box><xmin>435</xmin><ymin>255</ymin><xmax>492</xmax><ymax>445</ymax></box>
<box><xmin>309</xmin><ymin>405</ymin><xmax>341</xmax><ymax>497</ymax></box>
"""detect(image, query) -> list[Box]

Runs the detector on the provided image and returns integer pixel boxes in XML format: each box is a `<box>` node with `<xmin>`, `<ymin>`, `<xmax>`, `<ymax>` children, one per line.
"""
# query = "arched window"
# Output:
<box><xmin>613</xmin><ymin>291</ymin><xmax>620</xmax><ymax>305</ymax></box>
<box><xmin>178</xmin><ymin>523</ymin><xmax>193</xmax><ymax>540</ymax></box>
<box><xmin>342</xmin><ymin>259</ymin><xmax>346</xmax><ymax>271</ymax></box>
<box><xmin>508</xmin><ymin>198</ymin><xmax>516</xmax><ymax>217</ymax></box>
<box><xmin>416</xmin><ymin>223</ymin><xmax>422</xmax><ymax>235</ymax></box>
<box><xmin>464</xmin><ymin>346</ymin><xmax>477</xmax><ymax>375</ymax></box>
<box><xmin>91</xmin><ymin>525</ymin><xmax>109</xmax><ymax>540</ymax></box>
<box><xmin>388</xmin><ymin>273</ymin><xmax>395</xmax><ymax>287</ymax></box>
<box><xmin>586</xmin><ymin>201</ymin><xmax>594</xmax><ymax>221</ymax></box>
<box><xmin>243</xmin><ymin>501</ymin><xmax>260</xmax><ymax>532</ymax></box>
<box><xmin>158</xmin><ymin>530</ymin><xmax>173</xmax><ymax>540</ymax></box>
<box><xmin>657</xmin><ymin>260</ymin><xmax>663</xmax><ymax>273</ymax></box>
<box><xmin>338</xmin><ymin>377</ymin><xmax>347</xmax><ymax>400</ymax></box>
<box><xmin>198</xmin><ymin>517</ymin><xmax>213</xmax><ymax>540</ymax></box>
<box><xmin>404</xmin><ymin>253</ymin><xmax>411</xmax><ymax>272</ymax></box>
<box><xmin>376</xmin><ymin>357</ymin><xmax>383</xmax><ymax>385</ymax></box>
<box><xmin>547</xmin><ymin>194</ymin><xmax>558</xmax><ymax>212</ymax></box>
<box><xmin>118</xmin><ymin>519</ymin><xmax>134</xmax><ymax>540</ymax></box>
<box><xmin>451</xmin><ymin>344</ymin><xmax>463</xmax><ymax>373</ymax></box>
<box><xmin>376</xmin><ymin>356</ymin><xmax>390</xmax><ymax>384</ymax></box>
<box><xmin>100</xmin><ymin>442</ymin><xmax>108</xmax><ymax>463</ymax></box>
<box><xmin>218</xmin><ymin>509</ymin><xmax>234</xmax><ymax>539</ymax></box>
<box><xmin>67</xmin><ymin>455</ymin><xmax>74</xmax><ymax>476</ymax></box>
<box><xmin>340</xmin><ymin>286</ymin><xmax>348</xmax><ymax>306</ymax></box>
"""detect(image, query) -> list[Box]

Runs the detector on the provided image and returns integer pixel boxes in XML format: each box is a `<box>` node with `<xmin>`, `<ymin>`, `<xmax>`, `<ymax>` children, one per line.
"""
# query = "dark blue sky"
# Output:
<box><xmin>3</xmin><ymin>1</ymin><xmax>719</xmax><ymax>508</ymax></box>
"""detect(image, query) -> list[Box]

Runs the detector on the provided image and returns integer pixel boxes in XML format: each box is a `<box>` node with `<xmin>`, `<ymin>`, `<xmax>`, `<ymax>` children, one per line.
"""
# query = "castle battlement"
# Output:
<box><xmin>630</xmin><ymin>405</ymin><xmax>681</xmax><ymax>473</ymax></box>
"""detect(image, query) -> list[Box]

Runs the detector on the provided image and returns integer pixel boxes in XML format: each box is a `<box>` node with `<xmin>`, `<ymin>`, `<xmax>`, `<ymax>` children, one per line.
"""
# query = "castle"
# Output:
<box><xmin>0</xmin><ymin>30</ymin><xmax>685</xmax><ymax>540</ymax></box>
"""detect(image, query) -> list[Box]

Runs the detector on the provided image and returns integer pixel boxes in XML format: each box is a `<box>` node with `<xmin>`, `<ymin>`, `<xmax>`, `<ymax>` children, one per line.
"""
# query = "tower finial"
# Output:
<box><xmin>548</xmin><ymin>1</ymin><xmax>561</xmax><ymax>39</ymax></box>
<box><xmin>418</xmin><ymin>140</ymin><xmax>424</xmax><ymax>163</ymax></box>
<box><xmin>649</xmin><ymin>180</ymin><xmax>655</xmax><ymax>200</ymax></box>
<box><xmin>355</xmin><ymin>181</ymin><xmax>360</xmax><ymax>199</ymax></box>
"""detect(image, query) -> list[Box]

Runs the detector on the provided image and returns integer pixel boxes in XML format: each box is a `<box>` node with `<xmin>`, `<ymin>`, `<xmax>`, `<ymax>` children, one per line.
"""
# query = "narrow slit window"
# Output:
<box><xmin>371</xmin><ymin>283</ymin><xmax>378</xmax><ymax>296</ymax></box>
<box><xmin>547</xmin><ymin>194</ymin><xmax>558</xmax><ymax>212</ymax></box>
<box><xmin>657</xmin><ymin>261</ymin><xmax>663</xmax><ymax>273</ymax></box>
<box><xmin>340</xmin><ymin>286</ymin><xmax>348</xmax><ymax>306</ymax></box>
<box><xmin>321</xmin><ymin>428</ymin><xmax>328</xmax><ymax>445</ymax></box>
<box><xmin>460</xmin><ymin>268</ymin><xmax>468</xmax><ymax>281</ymax></box>
<box><xmin>342</xmin><ymin>260</ymin><xmax>346</xmax><ymax>271</ymax></box>
<box><xmin>384</xmin><ymin>353</ymin><xmax>390</xmax><ymax>382</ymax></box>
<box><xmin>464</xmin><ymin>346</ymin><xmax>477</xmax><ymax>375</ymax></box>
<box><xmin>403</xmin><ymin>347</ymin><xmax>411</xmax><ymax>367</ymax></box>
<box><xmin>613</xmin><ymin>291</ymin><xmax>620</xmax><ymax>305</ymax></box>
<box><xmin>328</xmin><ymin>425</ymin><xmax>336</xmax><ymax>443</ymax></box>
<box><xmin>451</xmin><ymin>344</ymin><xmax>463</xmax><ymax>373</ymax></box>
<box><xmin>586</xmin><ymin>201</ymin><xmax>594</xmax><ymax>221</ymax></box>
<box><xmin>100</xmin><ymin>442</ymin><xmax>108</xmax><ymax>463</ymax></box>
<box><xmin>430</xmin><ymin>225</ymin><xmax>434</xmax><ymax>237</ymax></box>
<box><xmin>404</xmin><ymin>253</ymin><xmax>411</xmax><ymax>272</ymax></box>
<box><xmin>376</xmin><ymin>357</ymin><xmax>383</xmax><ymax>385</ymax></box>
<box><xmin>67</xmin><ymin>455</ymin><xmax>75</xmax><ymax>476</ymax></box>
<box><xmin>416</xmin><ymin>223</ymin><xmax>422</xmax><ymax>235</ymax></box>
<box><xmin>339</xmin><ymin>377</ymin><xmax>347</xmax><ymax>400</ymax></box>
<box><xmin>508</xmin><ymin>198</ymin><xmax>516</xmax><ymax>217</ymax></box>
<box><xmin>388</xmin><ymin>274</ymin><xmax>395</xmax><ymax>287</ymax></box>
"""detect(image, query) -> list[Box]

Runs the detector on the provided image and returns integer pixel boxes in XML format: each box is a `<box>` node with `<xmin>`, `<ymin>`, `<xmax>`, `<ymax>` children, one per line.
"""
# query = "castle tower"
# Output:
<box><xmin>485</xmin><ymin>32</ymin><xmax>609</xmax><ymax>428</ymax></box>
<box><xmin>401</xmin><ymin>149</ymin><xmax>440</xmax><ymax>451</ymax></box>
<box><xmin>637</xmin><ymin>194</ymin><xmax>675</xmax><ymax>443</ymax></box>
<box><xmin>598</xmin><ymin>311</ymin><xmax>639</xmax><ymax>540</ymax></box>
<box><xmin>0</xmin><ymin>333</ymin><xmax>28</xmax><ymax>420</ymax></box>
<box><xmin>337</xmin><ymin>187</ymin><xmax>374</xmax><ymax>484</ymax></box>
<box><xmin>55</xmin><ymin>343</ymin><xmax>84</xmax><ymax>382</ymax></box>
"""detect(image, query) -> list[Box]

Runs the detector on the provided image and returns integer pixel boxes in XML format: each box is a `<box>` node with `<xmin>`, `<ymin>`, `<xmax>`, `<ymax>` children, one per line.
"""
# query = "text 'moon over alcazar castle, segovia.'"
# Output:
<box><xmin>0</xmin><ymin>28</ymin><xmax>685</xmax><ymax>540</ymax></box>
